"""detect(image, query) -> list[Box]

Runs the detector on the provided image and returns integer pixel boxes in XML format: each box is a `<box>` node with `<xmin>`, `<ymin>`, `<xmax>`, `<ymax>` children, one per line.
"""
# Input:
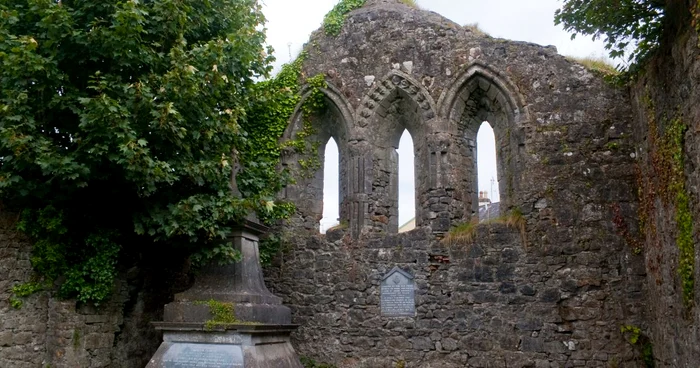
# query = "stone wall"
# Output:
<box><xmin>265</xmin><ymin>224</ymin><xmax>644</xmax><ymax>368</ymax></box>
<box><xmin>630</xmin><ymin>1</ymin><xmax>700</xmax><ymax>366</ymax></box>
<box><xmin>0</xmin><ymin>212</ymin><xmax>48</xmax><ymax>368</ymax></box>
<box><xmin>267</xmin><ymin>1</ymin><xmax>649</xmax><ymax>366</ymax></box>
<box><xmin>6</xmin><ymin>0</ymin><xmax>696</xmax><ymax>367</ymax></box>
<box><xmin>0</xmin><ymin>209</ymin><xmax>190</xmax><ymax>368</ymax></box>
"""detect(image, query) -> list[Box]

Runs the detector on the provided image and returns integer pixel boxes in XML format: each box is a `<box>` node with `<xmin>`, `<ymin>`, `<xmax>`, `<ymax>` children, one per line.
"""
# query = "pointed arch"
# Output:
<box><xmin>282</xmin><ymin>81</ymin><xmax>354</xmax><ymax>142</ymax></box>
<box><xmin>280</xmin><ymin>81</ymin><xmax>353</xmax><ymax>233</ymax></box>
<box><xmin>320</xmin><ymin>137</ymin><xmax>340</xmax><ymax>233</ymax></box>
<box><xmin>437</xmin><ymin>61</ymin><xmax>529</xmax><ymax>125</ymax></box>
<box><xmin>351</xmin><ymin>70</ymin><xmax>437</xmax><ymax>233</ymax></box>
<box><xmin>355</xmin><ymin>70</ymin><xmax>437</xmax><ymax>133</ymax></box>
<box><xmin>438</xmin><ymin>62</ymin><xmax>530</xmax><ymax>218</ymax></box>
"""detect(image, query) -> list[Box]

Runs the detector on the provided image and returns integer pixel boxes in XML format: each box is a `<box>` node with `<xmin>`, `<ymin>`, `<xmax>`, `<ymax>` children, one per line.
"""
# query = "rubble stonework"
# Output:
<box><xmin>268</xmin><ymin>1</ymin><xmax>648</xmax><ymax>366</ymax></box>
<box><xmin>2</xmin><ymin>0</ymin><xmax>700</xmax><ymax>367</ymax></box>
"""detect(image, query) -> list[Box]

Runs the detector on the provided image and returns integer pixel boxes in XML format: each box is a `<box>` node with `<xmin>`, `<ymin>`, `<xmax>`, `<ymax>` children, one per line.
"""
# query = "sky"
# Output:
<box><xmin>260</xmin><ymin>0</ymin><xmax>609</xmax><ymax>231</ymax></box>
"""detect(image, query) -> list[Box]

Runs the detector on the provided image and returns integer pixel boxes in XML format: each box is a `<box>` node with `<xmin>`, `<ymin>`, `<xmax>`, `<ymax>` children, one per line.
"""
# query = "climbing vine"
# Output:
<box><xmin>638</xmin><ymin>92</ymin><xmax>695</xmax><ymax>307</ymax></box>
<box><xmin>322</xmin><ymin>0</ymin><xmax>419</xmax><ymax>36</ymax></box>
<box><xmin>242</xmin><ymin>51</ymin><xmax>329</xmax><ymax>258</ymax></box>
<box><xmin>620</xmin><ymin>325</ymin><xmax>655</xmax><ymax>367</ymax></box>
<box><xmin>323</xmin><ymin>0</ymin><xmax>367</xmax><ymax>36</ymax></box>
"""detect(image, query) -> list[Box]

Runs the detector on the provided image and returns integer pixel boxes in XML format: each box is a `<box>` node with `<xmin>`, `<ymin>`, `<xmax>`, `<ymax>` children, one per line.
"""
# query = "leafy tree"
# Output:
<box><xmin>555</xmin><ymin>0</ymin><xmax>666</xmax><ymax>71</ymax></box>
<box><xmin>0</xmin><ymin>0</ymin><xmax>288</xmax><ymax>304</ymax></box>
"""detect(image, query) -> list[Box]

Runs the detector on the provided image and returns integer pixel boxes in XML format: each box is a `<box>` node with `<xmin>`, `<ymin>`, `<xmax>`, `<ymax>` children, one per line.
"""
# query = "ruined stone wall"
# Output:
<box><xmin>0</xmin><ymin>212</ymin><xmax>48</xmax><ymax>368</ymax></box>
<box><xmin>0</xmin><ymin>209</ymin><xmax>190</xmax><ymax>368</ymax></box>
<box><xmin>265</xmin><ymin>225</ymin><xmax>644</xmax><ymax>368</ymax></box>
<box><xmin>268</xmin><ymin>1</ymin><xmax>650</xmax><ymax>367</ymax></box>
<box><xmin>630</xmin><ymin>2</ymin><xmax>700</xmax><ymax>365</ymax></box>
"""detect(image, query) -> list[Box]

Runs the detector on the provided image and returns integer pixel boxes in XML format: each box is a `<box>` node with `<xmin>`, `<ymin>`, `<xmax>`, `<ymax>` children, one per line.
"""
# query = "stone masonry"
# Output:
<box><xmin>266</xmin><ymin>0</ymin><xmax>649</xmax><ymax>367</ymax></box>
<box><xmin>3</xmin><ymin>0</ymin><xmax>700</xmax><ymax>367</ymax></box>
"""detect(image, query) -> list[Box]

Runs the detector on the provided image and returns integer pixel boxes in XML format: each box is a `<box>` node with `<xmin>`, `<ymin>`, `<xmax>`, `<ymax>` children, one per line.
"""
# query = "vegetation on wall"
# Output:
<box><xmin>568</xmin><ymin>56</ymin><xmax>619</xmax><ymax>76</ymax></box>
<box><xmin>555</xmin><ymin>0</ymin><xmax>665</xmax><ymax>73</ymax></box>
<box><xmin>323</xmin><ymin>0</ymin><xmax>419</xmax><ymax>36</ymax></box>
<box><xmin>300</xmin><ymin>356</ymin><xmax>337</xmax><ymax>368</ymax></box>
<box><xmin>0</xmin><ymin>0</ymin><xmax>290</xmax><ymax>305</ymax></box>
<box><xmin>620</xmin><ymin>325</ymin><xmax>655</xmax><ymax>367</ymax></box>
<box><xmin>442</xmin><ymin>209</ymin><xmax>526</xmax><ymax>247</ymax></box>
<box><xmin>323</xmin><ymin>0</ymin><xmax>367</xmax><ymax>36</ymax></box>
<box><xmin>638</xmin><ymin>93</ymin><xmax>695</xmax><ymax>308</ymax></box>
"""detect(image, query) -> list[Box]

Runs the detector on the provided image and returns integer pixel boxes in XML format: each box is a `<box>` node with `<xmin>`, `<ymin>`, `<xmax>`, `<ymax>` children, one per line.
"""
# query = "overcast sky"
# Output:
<box><xmin>260</xmin><ymin>0</ymin><xmax>609</xmax><ymax>231</ymax></box>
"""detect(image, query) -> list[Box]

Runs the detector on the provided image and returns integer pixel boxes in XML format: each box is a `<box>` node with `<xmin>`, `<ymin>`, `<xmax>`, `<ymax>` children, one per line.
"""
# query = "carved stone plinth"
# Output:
<box><xmin>147</xmin><ymin>219</ymin><xmax>302</xmax><ymax>368</ymax></box>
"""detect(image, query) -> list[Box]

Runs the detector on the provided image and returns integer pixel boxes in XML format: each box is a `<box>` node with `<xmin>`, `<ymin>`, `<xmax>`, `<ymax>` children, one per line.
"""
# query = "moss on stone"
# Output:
<box><xmin>195</xmin><ymin>300</ymin><xmax>238</xmax><ymax>330</ymax></box>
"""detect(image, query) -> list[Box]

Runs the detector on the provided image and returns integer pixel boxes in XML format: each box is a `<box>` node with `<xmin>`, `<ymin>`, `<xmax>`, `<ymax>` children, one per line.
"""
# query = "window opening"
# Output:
<box><xmin>477</xmin><ymin>121</ymin><xmax>500</xmax><ymax>221</ymax></box>
<box><xmin>320</xmin><ymin>138</ymin><xmax>340</xmax><ymax>233</ymax></box>
<box><xmin>397</xmin><ymin>129</ymin><xmax>416</xmax><ymax>233</ymax></box>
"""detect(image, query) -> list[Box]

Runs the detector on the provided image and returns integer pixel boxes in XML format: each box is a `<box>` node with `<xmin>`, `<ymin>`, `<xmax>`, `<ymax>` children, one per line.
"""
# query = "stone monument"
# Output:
<box><xmin>147</xmin><ymin>157</ymin><xmax>302</xmax><ymax>367</ymax></box>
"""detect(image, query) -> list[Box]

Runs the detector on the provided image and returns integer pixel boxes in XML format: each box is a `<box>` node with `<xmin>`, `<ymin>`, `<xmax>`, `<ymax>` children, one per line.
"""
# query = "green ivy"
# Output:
<box><xmin>323</xmin><ymin>0</ymin><xmax>367</xmax><ymax>36</ymax></box>
<box><xmin>14</xmin><ymin>207</ymin><xmax>120</xmax><ymax>305</ymax></box>
<box><xmin>9</xmin><ymin>281</ymin><xmax>47</xmax><ymax>309</ymax></box>
<box><xmin>620</xmin><ymin>325</ymin><xmax>655</xmax><ymax>367</ymax></box>
<box><xmin>664</xmin><ymin>118</ymin><xmax>694</xmax><ymax>307</ymax></box>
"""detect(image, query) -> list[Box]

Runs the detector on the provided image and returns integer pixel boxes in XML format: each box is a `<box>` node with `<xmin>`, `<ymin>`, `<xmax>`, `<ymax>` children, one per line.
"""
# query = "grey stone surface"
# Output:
<box><xmin>2</xmin><ymin>1</ymin><xmax>699</xmax><ymax>367</ymax></box>
<box><xmin>162</xmin><ymin>222</ymin><xmax>292</xmax><ymax>325</ymax></box>
<box><xmin>630</xmin><ymin>4</ymin><xmax>700</xmax><ymax>366</ymax></box>
<box><xmin>160</xmin><ymin>343</ymin><xmax>244</xmax><ymax>367</ymax></box>
<box><xmin>147</xmin><ymin>327</ymin><xmax>302</xmax><ymax>368</ymax></box>
<box><xmin>150</xmin><ymin>220</ymin><xmax>302</xmax><ymax>368</ymax></box>
<box><xmin>267</xmin><ymin>0</ymin><xmax>648</xmax><ymax>366</ymax></box>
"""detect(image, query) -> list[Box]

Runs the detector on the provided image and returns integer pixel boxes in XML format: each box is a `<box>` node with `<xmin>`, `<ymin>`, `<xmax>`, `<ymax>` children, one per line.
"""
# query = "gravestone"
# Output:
<box><xmin>380</xmin><ymin>267</ymin><xmax>416</xmax><ymax>317</ymax></box>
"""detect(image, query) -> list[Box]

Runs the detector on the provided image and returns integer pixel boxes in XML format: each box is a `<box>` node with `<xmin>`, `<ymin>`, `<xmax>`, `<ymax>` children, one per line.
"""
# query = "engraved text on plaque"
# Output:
<box><xmin>162</xmin><ymin>343</ymin><xmax>244</xmax><ymax>368</ymax></box>
<box><xmin>380</xmin><ymin>267</ymin><xmax>415</xmax><ymax>317</ymax></box>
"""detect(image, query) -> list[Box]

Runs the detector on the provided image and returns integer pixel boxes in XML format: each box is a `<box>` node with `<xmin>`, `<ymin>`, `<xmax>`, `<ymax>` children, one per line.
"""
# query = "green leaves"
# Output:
<box><xmin>554</xmin><ymin>0</ymin><xmax>665</xmax><ymax>73</ymax></box>
<box><xmin>0</xmin><ymin>0</ymin><xmax>287</xmax><ymax>304</ymax></box>
<box><xmin>323</xmin><ymin>0</ymin><xmax>367</xmax><ymax>36</ymax></box>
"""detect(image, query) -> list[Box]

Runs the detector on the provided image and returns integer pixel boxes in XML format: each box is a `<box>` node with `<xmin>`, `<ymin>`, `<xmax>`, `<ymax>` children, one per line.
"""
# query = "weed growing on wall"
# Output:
<box><xmin>638</xmin><ymin>92</ymin><xmax>696</xmax><ymax>308</ymax></box>
<box><xmin>300</xmin><ymin>357</ymin><xmax>337</xmax><ymax>368</ymax></box>
<box><xmin>620</xmin><ymin>325</ymin><xmax>655</xmax><ymax>367</ymax></box>
<box><xmin>323</xmin><ymin>0</ymin><xmax>367</xmax><ymax>36</ymax></box>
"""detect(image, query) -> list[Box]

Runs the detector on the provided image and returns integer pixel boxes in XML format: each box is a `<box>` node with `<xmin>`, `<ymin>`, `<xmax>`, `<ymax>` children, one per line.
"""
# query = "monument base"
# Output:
<box><xmin>146</xmin><ymin>323</ymin><xmax>303</xmax><ymax>368</ymax></box>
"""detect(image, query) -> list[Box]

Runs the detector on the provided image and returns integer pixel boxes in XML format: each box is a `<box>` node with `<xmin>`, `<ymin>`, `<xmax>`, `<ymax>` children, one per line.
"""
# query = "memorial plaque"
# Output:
<box><xmin>162</xmin><ymin>343</ymin><xmax>244</xmax><ymax>368</ymax></box>
<box><xmin>380</xmin><ymin>267</ymin><xmax>416</xmax><ymax>317</ymax></box>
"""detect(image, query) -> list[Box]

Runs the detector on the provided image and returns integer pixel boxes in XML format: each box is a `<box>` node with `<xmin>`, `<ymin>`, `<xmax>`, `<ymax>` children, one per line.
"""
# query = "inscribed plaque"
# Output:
<box><xmin>380</xmin><ymin>267</ymin><xmax>416</xmax><ymax>317</ymax></box>
<box><xmin>162</xmin><ymin>343</ymin><xmax>244</xmax><ymax>368</ymax></box>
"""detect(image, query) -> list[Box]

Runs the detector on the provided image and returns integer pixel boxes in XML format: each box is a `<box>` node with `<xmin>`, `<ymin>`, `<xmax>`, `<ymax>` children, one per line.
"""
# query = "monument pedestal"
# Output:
<box><xmin>147</xmin><ymin>219</ymin><xmax>302</xmax><ymax>368</ymax></box>
<box><xmin>147</xmin><ymin>323</ymin><xmax>301</xmax><ymax>368</ymax></box>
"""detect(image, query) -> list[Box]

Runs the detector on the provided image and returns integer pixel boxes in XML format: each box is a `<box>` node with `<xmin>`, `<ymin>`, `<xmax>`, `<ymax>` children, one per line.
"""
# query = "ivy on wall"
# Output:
<box><xmin>323</xmin><ymin>0</ymin><xmax>418</xmax><ymax>36</ymax></box>
<box><xmin>242</xmin><ymin>51</ymin><xmax>328</xmax><ymax>259</ymax></box>
<box><xmin>638</xmin><ymin>92</ymin><xmax>696</xmax><ymax>308</ymax></box>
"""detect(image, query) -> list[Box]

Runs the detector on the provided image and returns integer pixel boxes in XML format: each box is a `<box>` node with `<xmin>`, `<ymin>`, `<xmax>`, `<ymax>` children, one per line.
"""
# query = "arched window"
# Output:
<box><xmin>397</xmin><ymin>130</ymin><xmax>416</xmax><ymax>233</ymax></box>
<box><xmin>476</xmin><ymin>122</ymin><xmax>500</xmax><ymax>221</ymax></box>
<box><xmin>320</xmin><ymin>137</ymin><xmax>340</xmax><ymax>233</ymax></box>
